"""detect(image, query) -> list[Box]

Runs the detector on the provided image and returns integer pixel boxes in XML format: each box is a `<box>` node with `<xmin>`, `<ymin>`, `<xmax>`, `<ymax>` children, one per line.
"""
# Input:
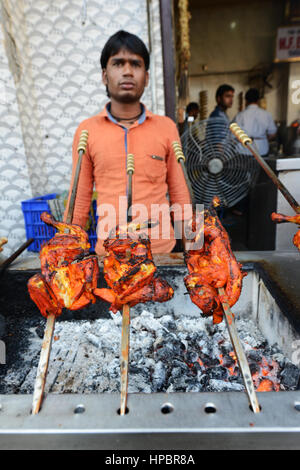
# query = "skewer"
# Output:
<box><xmin>172</xmin><ymin>140</ymin><xmax>261</xmax><ymax>413</ymax></box>
<box><xmin>172</xmin><ymin>142</ymin><xmax>196</xmax><ymax>211</ymax></box>
<box><xmin>120</xmin><ymin>153</ymin><xmax>135</xmax><ymax>416</ymax></box>
<box><xmin>0</xmin><ymin>238</ymin><xmax>34</xmax><ymax>277</ymax></box>
<box><xmin>120</xmin><ymin>303</ymin><xmax>130</xmax><ymax>415</ymax></box>
<box><xmin>218</xmin><ymin>287</ymin><xmax>260</xmax><ymax>413</ymax></box>
<box><xmin>32</xmin><ymin>129</ymin><xmax>89</xmax><ymax>415</ymax></box>
<box><xmin>31</xmin><ymin>314</ymin><xmax>55</xmax><ymax>415</ymax></box>
<box><xmin>229</xmin><ymin>123</ymin><xmax>300</xmax><ymax>215</ymax></box>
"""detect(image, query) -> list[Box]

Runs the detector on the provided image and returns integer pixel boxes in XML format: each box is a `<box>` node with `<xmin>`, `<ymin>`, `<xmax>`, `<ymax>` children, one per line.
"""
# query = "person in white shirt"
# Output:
<box><xmin>234</xmin><ymin>88</ymin><xmax>277</xmax><ymax>157</ymax></box>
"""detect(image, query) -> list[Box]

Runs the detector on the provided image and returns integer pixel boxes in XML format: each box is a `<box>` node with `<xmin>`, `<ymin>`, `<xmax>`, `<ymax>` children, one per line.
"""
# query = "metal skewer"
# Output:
<box><xmin>32</xmin><ymin>129</ymin><xmax>89</xmax><ymax>415</ymax></box>
<box><xmin>172</xmin><ymin>140</ymin><xmax>261</xmax><ymax>413</ymax></box>
<box><xmin>229</xmin><ymin>123</ymin><xmax>300</xmax><ymax>215</ymax></box>
<box><xmin>120</xmin><ymin>153</ymin><xmax>135</xmax><ymax>416</ymax></box>
<box><xmin>218</xmin><ymin>287</ymin><xmax>260</xmax><ymax>413</ymax></box>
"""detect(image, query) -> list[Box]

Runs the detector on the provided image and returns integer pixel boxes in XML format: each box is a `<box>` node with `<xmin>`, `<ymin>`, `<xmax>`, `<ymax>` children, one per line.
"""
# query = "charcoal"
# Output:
<box><xmin>190</xmin><ymin>361</ymin><xmax>202</xmax><ymax>374</ymax></box>
<box><xmin>160</xmin><ymin>315</ymin><xmax>176</xmax><ymax>331</ymax></box>
<box><xmin>200</xmin><ymin>353</ymin><xmax>219</xmax><ymax>367</ymax></box>
<box><xmin>249</xmin><ymin>362</ymin><xmax>260</xmax><ymax>375</ymax></box>
<box><xmin>169</xmin><ymin>375</ymin><xmax>196</xmax><ymax>392</ymax></box>
<box><xmin>152</xmin><ymin>360</ymin><xmax>167</xmax><ymax>391</ymax></box>
<box><xmin>221</xmin><ymin>354</ymin><xmax>235</xmax><ymax>368</ymax></box>
<box><xmin>208</xmin><ymin>379</ymin><xmax>244</xmax><ymax>392</ymax></box>
<box><xmin>206</xmin><ymin>366</ymin><xmax>228</xmax><ymax>381</ymax></box>
<box><xmin>247</xmin><ymin>349</ymin><xmax>263</xmax><ymax>363</ymax></box>
<box><xmin>172</xmin><ymin>359</ymin><xmax>189</xmax><ymax>371</ymax></box>
<box><xmin>206</xmin><ymin>323</ymin><xmax>217</xmax><ymax>336</ymax></box>
<box><xmin>1</xmin><ymin>299</ymin><xmax>299</xmax><ymax>394</ymax></box>
<box><xmin>185</xmin><ymin>376</ymin><xmax>204</xmax><ymax>391</ymax></box>
<box><xmin>186</xmin><ymin>351</ymin><xmax>199</xmax><ymax>363</ymax></box>
<box><xmin>280</xmin><ymin>363</ymin><xmax>300</xmax><ymax>390</ymax></box>
<box><xmin>228</xmin><ymin>374</ymin><xmax>244</xmax><ymax>385</ymax></box>
<box><xmin>170</xmin><ymin>367</ymin><xmax>182</xmax><ymax>379</ymax></box>
<box><xmin>213</xmin><ymin>332</ymin><xmax>225</xmax><ymax>345</ymax></box>
<box><xmin>35</xmin><ymin>323</ymin><xmax>44</xmax><ymax>339</ymax></box>
<box><xmin>186</xmin><ymin>382</ymin><xmax>203</xmax><ymax>392</ymax></box>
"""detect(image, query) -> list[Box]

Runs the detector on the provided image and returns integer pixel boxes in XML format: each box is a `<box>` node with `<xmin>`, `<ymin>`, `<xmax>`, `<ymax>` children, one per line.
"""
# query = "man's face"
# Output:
<box><xmin>218</xmin><ymin>90</ymin><xmax>234</xmax><ymax>109</ymax></box>
<box><xmin>102</xmin><ymin>48</ymin><xmax>149</xmax><ymax>104</ymax></box>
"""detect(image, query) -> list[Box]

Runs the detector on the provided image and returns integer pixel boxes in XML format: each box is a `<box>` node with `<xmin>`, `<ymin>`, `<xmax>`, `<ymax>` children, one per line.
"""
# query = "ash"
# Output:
<box><xmin>1</xmin><ymin>309</ymin><xmax>299</xmax><ymax>394</ymax></box>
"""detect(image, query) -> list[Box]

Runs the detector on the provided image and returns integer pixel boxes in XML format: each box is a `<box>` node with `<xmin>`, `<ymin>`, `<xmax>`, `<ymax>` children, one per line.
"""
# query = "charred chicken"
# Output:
<box><xmin>28</xmin><ymin>212</ymin><xmax>99</xmax><ymax>317</ymax></box>
<box><xmin>94</xmin><ymin>221</ymin><xmax>174</xmax><ymax>312</ymax></box>
<box><xmin>271</xmin><ymin>212</ymin><xmax>300</xmax><ymax>251</ymax></box>
<box><xmin>184</xmin><ymin>203</ymin><xmax>246</xmax><ymax>324</ymax></box>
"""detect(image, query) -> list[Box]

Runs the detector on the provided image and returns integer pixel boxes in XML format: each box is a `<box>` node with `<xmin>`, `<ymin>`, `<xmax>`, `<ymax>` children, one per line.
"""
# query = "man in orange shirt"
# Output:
<box><xmin>66</xmin><ymin>30</ymin><xmax>191</xmax><ymax>256</ymax></box>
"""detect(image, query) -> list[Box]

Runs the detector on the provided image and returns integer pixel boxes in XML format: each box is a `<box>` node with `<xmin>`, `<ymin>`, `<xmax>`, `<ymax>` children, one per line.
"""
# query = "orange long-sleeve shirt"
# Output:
<box><xmin>65</xmin><ymin>104</ymin><xmax>191</xmax><ymax>256</ymax></box>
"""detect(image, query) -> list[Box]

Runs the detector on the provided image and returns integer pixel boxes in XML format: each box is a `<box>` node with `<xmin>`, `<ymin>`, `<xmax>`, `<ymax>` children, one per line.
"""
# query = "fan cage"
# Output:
<box><xmin>181</xmin><ymin>117</ymin><xmax>259</xmax><ymax>208</ymax></box>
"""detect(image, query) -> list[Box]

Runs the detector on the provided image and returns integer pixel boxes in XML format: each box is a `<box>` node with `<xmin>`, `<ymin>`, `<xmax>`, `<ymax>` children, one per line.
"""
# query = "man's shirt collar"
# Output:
<box><xmin>98</xmin><ymin>102</ymin><xmax>151</xmax><ymax>126</ymax></box>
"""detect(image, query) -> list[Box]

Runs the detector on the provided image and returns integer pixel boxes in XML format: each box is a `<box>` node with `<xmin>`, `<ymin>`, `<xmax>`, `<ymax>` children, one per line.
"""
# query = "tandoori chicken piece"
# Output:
<box><xmin>0</xmin><ymin>237</ymin><xmax>7</xmax><ymax>252</ymax></box>
<box><xmin>94</xmin><ymin>221</ymin><xmax>174</xmax><ymax>312</ymax></box>
<box><xmin>28</xmin><ymin>212</ymin><xmax>99</xmax><ymax>318</ymax></box>
<box><xmin>271</xmin><ymin>212</ymin><xmax>300</xmax><ymax>251</ymax></box>
<box><xmin>184</xmin><ymin>202</ymin><xmax>246</xmax><ymax>324</ymax></box>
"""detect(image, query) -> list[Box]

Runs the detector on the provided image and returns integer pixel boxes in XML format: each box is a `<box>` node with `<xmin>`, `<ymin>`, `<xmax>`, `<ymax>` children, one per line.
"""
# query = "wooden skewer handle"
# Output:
<box><xmin>66</xmin><ymin>130</ymin><xmax>89</xmax><ymax>224</ymax></box>
<box><xmin>77</xmin><ymin>129</ymin><xmax>89</xmax><ymax>153</ymax></box>
<box><xmin>127</xmin><ymin>153</ymin><xmax>135</xmax><ymax>174</ymax></box>
<box><xmin>229</xmin><ymin>123</ymin><xmax>252</xmax><ymax>146</ymax></box>
<box><xmin>172</xmin><ymin>141</ymin><xmax>186</xmax><ymax>162</ymax></box>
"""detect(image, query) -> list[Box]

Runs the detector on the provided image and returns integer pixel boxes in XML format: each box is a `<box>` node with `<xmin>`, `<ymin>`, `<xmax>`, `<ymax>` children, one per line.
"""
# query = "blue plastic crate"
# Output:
<box><xmin>21</xmin><ymin>193</ymin><xmax>98</xmax><ymax>252</ymax></box>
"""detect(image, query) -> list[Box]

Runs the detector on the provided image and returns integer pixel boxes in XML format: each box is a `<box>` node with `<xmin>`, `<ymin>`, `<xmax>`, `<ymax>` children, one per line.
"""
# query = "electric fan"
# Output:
<box><xmin>181</xmin><ymin>117</ymin><xmax>259</xmax><ymax>208</ymax></box>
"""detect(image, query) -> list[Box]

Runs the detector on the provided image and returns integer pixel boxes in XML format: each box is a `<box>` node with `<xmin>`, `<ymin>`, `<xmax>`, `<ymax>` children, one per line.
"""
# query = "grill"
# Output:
<box><xmin>0</xmin><ymin>253</ymin><xmax>300</xmax><ymax>450</ymax></box>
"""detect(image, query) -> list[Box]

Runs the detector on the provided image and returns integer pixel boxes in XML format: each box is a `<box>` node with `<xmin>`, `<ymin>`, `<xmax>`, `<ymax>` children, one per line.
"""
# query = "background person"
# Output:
<box><xmin>234</xmin><ymin>87</ymin><xmax>277</xmax><ymax>158</ymax></box>
<box><xmin>178</xmin><ymin>101</ymin><xmax>200</xmax><ymax>136</ymax></box>
<box><xmin>209</xmin><ymin>84</ymin><xmax>235</xmax><ymax>121</ymax></box>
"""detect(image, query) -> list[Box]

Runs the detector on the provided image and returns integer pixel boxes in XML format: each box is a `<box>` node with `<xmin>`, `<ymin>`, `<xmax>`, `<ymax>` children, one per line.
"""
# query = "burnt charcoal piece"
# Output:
<box><xmin>190</xmin><ymin>361</ymin><xmax>202</xmax><ymax>374</ymax></box>
<box><xmin>154</xmin><ymin>335</ymin><xmax>185</xmax><ymax>362</ymax></box>
<box><xmin>35</xmin><ymin>323</ymin><xmax>45</xmax><ymax>339</ymax></box>
<box><xmin>208</xmin><ymin>379</ymin><xmax>244</xmax><ymax>392</ymax></box>
<box><xmin>169</xmin><ymin>374</ymin><xmax>199</xmax><ymax>392</ymax></box>
<box><xmin>280</xmin><ymin>363</ymin><xmax>300</xmax><ymax>390</ymax></box>
<box><xmin>249</xmin><ymin>362</ymin><xmax>260</xmax><ymax>375</ymax></box>
<box><xmin>206</xmin><ymin>366</ymin><xmax>228</xmax><ymax>381</ymax></box>
<box><xmin>199</xmin><ymin>353</ymin><xmax>220</xmax><ymax>367</ymax></box>
<box><xmin>220</xmin><ymin>354</ymin><xmax>235</xmax><ymax>368</ymax></box>
<box><xmin>172</xmin><ymin>359</ymin><xmax>189</xmax><ymax>372</ymax></box>
<box><xmin>186</xmin><ymin>351</ymin><xmax>200</xmax><ymax>364</ymax></box>
<box><xmin>228</xmin><ymin>374</ymin><xmax>244</xmax><ymax>385</ymax></box>
<box><xmin>152</xmin><ymin>360</ymin><xmax>167</xmax><ymax>391</ymax></box>
<box><xmin>247</xmin><ymin>349</ymin><xmax>263</xmax><ymax>363</ymax></box>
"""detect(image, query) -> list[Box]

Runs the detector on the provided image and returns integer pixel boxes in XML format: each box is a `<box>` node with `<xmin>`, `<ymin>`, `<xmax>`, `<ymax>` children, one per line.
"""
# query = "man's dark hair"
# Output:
<box><xmin>186</xmin><ymin>102</ymin><xmax>199</xmax><ymax>114</ymax></box>
<box><xmin>216</xmin><ymin>84</ymin><xmax>234</xmax><ymax>101</ymax></box>
<box><xmin>100</xmin><ymin>30</ymin><xmax>150</xmax><ymax>70</ymax></box>
<box><xmin>245</xmin><ymin>88</ymin><xmax>260</xmax><ymax>104</ymax></box>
